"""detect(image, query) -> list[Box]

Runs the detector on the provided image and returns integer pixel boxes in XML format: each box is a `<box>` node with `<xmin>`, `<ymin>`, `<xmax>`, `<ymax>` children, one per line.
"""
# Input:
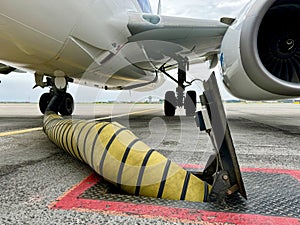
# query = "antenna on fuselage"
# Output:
<box><xmin>157</xmin><ymin>0</ymin><xmax>162</xmax><ymax>15</ymax></box>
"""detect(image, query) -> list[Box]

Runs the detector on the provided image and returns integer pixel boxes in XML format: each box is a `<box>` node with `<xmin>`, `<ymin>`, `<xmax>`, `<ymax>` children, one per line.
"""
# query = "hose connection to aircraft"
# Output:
<box><xmin>43</xmin><ymin>89</ymin><xmax>212</xmax><ymax>202</ymax></box>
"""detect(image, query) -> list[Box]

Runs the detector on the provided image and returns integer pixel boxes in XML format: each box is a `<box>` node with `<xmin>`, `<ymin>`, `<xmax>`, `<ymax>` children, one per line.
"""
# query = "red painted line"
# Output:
<box><xmin>241</xmin><ymin>167</ymin><xmax>300</xmax><ymax>182</ymax></box>
<box><xmin>49</xmin><ymin>167</ymin><xmax>300</xmax><ymax>225</ymax></box>
<box><xmin>181</xmin><ymin>164</ymin><xmax>300</xmax><ymax>181</ymax></box>
<box><xmin>48</xmin><ymin>174</ymin><xmax>99</xmax><ymax>210</ymax></box>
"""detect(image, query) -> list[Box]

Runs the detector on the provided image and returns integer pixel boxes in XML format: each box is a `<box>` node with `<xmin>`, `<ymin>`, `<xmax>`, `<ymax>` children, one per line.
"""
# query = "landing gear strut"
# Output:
<box><xmin>37</xmin><ymin>76</ymin><xmax>74</xmax><ymax>116</ymax></box>
<box><xmin>160</xmin><ymin>58</ymin><xmax>197</xmax><ymax>116</ymax></box>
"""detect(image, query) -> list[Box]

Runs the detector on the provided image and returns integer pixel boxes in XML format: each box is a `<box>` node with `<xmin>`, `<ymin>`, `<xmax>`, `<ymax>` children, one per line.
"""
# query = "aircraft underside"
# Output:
<box><xmin>0</xmin><ymin>0</ymin><xmax>300</xmax><ymax>116</ymax></box>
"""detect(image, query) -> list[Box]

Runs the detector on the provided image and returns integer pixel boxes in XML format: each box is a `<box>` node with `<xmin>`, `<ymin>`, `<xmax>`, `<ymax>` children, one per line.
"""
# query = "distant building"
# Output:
<box><xmin>225</xmin><ymin>100</ymin><xmax>242</xmax><ymax>103</ymax></box>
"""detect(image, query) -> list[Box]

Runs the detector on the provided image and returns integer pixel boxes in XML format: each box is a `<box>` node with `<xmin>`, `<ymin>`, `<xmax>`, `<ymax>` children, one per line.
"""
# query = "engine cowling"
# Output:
<box><xmin>220</xmin><ymin>0</ymin><xmax>300</xmax><ymax>100</ymax></box>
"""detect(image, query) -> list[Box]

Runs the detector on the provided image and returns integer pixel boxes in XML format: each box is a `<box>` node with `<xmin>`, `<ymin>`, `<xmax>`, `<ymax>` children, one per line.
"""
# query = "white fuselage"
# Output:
<box><xmin>0</xmin><ymin>0</ymin><xmax>157</xmax><ymax>88</ymax></box>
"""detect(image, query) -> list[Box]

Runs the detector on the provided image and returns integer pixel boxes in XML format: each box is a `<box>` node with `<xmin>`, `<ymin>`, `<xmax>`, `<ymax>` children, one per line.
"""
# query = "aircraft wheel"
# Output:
<box><xmin>39</xmin><ymin>93</ymin><xmax>52</xmax><ymax>114</ymax></box>
<box><xmin>185</xmin><ymin>90</ymin><xmax>197</xmax><ymax>116</ymax></box>
<box><xmin>164</xmin><ymin>91</ymin><xmax>176</xmax><ymax>116</ymax></box>
<box><xmin>59</xmin><ymin>93</ymin><xmax>74</xmax><ymax>116</ymax></box>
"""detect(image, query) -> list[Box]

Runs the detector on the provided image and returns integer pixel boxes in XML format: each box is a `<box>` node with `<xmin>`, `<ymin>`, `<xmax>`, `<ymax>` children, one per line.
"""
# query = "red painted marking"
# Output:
<box><xmin>50</xmin><ymin>167</ymin><xmax>300</xmax><ymax>225</ymax></box>
<box><xmin>181</xmin><ymin>164</ymin><xmax>300</xmax><ymax>182</ymax></box>
<box><xmin>241</xmin><ymin>167</ymin><xmax>300</xmax><ymax>182</ymax></box>
<box><xmin>49</xmin><ymin>174</ymin><xmax>99</xmax><ymax>210</ymax></box>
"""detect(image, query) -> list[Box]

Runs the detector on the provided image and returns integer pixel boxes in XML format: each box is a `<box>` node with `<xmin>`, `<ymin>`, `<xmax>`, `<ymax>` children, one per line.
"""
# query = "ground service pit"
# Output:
<box><xmin>50</xmin><ymin>166</ymin><xmax>300</xmax><ymax>224</ymax></box>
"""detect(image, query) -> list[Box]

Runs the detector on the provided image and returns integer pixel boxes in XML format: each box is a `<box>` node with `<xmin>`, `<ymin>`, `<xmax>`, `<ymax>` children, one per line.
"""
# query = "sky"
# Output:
<box><xmin>0</xmin><ymin>0</ymin><xmax>250</xmax><ymax>103</ymax></box>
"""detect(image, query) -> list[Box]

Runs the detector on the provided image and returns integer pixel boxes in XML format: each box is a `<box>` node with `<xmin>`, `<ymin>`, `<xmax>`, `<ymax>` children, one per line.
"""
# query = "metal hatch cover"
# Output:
<box><xmin>50</xmin><ymin>168</ymin><xmax>300</xmax><ymax>224</ymax></box>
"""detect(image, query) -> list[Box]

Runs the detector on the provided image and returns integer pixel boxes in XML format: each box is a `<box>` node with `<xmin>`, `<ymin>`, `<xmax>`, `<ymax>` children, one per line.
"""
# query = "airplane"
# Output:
<box><xmin>0</xmin><ymin>0</ymin><xmax>299</xmax><ymax>117</ymax></box>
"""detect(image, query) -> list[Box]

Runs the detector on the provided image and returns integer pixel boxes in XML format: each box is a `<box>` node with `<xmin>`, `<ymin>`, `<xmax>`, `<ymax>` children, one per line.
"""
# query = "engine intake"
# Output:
<box><xmin>258</xmin><ymin>1</ymin><xmax>300</xmax><ymax>83</ymax></box>
<box><xmin>239</xmin><ymin>0</ymin><xmax>300</xmax><ymax>97</ymax></box>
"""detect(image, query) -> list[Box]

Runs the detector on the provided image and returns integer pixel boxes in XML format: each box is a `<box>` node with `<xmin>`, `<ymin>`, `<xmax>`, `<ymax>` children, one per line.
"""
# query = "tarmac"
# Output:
<box><xmin>0</xmin><ymin>102</ymin><xmax>299</xmax><ymax>225</ymax></box>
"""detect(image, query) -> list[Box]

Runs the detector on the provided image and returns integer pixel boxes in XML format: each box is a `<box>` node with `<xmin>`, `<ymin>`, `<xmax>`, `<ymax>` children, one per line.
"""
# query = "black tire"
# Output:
<box><xmin>164</xmin><ymin>91</ymin><xmax>176</xmax><ymax>116</ymax></box>
<box><xmin>39</xmin><ymin>93</ymin><xmax>52</xmax><ymax>114</ymax></box>
<box><xmin>185</xmin><ymin>90</ymin><xmax>197</xmax><ymax>116</ymax></box>
<box><xmin>59</xmin><ymin>93</ymin><xmax>74</xmax><ymax>116</ymax></box>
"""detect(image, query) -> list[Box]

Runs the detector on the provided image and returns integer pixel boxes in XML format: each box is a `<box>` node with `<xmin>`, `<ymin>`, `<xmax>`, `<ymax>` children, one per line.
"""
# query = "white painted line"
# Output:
<box><xmin>0</xmin><ymin>109</ymin><xmax>161</xmax><ymax>137</ymax></box>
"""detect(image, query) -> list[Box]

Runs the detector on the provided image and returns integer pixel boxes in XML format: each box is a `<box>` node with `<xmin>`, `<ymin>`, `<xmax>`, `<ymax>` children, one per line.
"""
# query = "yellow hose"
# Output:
<box><xmin>43</xmin><ymin>112</ymin><xmax>211</xmax><ymax>202</ymax></box>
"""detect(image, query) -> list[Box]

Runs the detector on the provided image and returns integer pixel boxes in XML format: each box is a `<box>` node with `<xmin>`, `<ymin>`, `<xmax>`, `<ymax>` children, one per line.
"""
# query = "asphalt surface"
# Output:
<box><xmin>0</xmin><ymin>103</ymin><xmax>299</xmax><ymax>224</ymax></box>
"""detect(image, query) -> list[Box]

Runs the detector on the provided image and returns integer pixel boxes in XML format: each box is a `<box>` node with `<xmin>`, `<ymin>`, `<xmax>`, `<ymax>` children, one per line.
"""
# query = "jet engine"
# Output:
<box><xmin>220</xmin><ymin>0</ymin><xmax>300</xmax><ymax>100</ymax></box>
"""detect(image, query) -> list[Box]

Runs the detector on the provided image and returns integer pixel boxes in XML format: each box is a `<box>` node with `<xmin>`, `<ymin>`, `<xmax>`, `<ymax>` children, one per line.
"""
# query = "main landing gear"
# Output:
<box><xmin>159</xmin><ymin>58</ymin><xmax>197</xmax><ymax>117</ymax></box>
<box><xmin>164</xmin><ymin>90</ymin><xmax>196</xmax><ymax>117</ymax></box>
<box><xmin>36</xmin><ymin>75</ymin><xmax>74</xmax><ymax>116</ymax></box>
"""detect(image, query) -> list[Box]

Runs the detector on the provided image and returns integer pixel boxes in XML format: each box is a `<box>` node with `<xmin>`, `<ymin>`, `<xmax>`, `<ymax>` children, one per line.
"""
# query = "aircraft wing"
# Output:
<box><xmin>78</xmin><ymin>13</ymin><xmax>229</xmax><ymax>91</ymax></box>
<box><xmin>126</xmin><ymin>12</ymin><xmax>229</xmax><ymax>69</ymax></box>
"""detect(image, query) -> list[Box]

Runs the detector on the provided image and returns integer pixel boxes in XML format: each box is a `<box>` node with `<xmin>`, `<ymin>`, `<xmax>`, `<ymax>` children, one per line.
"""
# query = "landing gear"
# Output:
<box><xmin>59</xmin><ymin>93</ymin><xmax>74</xmax><ymax>116</ymax></box>
<box><xmin>39</xmin><ymin>92</ymin><xmax>52</xmax><ymax>114</ymax></box>
<box><xmin>164</xmin><ymin>90</ymin><xmax>196</xmax><ymax>117</ymax></box>
<box><xmin>164</xmin><ymin>91</ymin><xmax>176</xmax><ymax>116</ymax></box>
<box><xmin>37</xmin><ymin>76</ymin><xmax>74</xmax><ymax>116</ymax></box>
<box><xmin>160</xmin><ymin>58</ymin><xmax>197</xmax><ymax>117</ymax></box>
<box><xmin>185</xmin><ymin>90</ymin><xmax>197</xmax><ymax>116</ymax></box>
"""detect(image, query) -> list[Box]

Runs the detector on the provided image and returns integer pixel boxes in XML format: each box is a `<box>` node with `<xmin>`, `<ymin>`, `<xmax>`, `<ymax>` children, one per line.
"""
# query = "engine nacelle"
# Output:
<box><xmin>221</xmin><ymin>0</ymin><xmax>300</xmax><ymax>100</ymax></box>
